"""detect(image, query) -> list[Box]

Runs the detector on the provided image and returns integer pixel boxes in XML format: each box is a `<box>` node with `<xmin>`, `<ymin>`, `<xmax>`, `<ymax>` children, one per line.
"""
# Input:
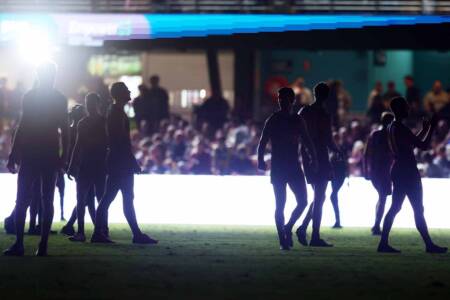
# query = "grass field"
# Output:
<box><xmin>1</xmin><ymin>224</ymin><xmax>450</xmax><ymax>299</ymax></box>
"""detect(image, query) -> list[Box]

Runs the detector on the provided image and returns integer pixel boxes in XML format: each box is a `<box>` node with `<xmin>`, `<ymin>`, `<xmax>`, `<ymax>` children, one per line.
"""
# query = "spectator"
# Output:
<box><xmin>433</xmin><ymin>145</ymin><xmax>450</xmax><ymax>177</ymax></box>
<box><xmin>148</xmin><ymin>75</ymin><xmax>170</xmax><ymax>131</ymax></box>
<box><xmin>190</xmin><ymin>141</ymin><xmax>212</xmax><ymax>175</ymax></box>
<box><xmin>292</xmin><ymin>77</ymin><xmax>313</xmax><ymax>112</ymax></box>
<box><xmin>336</xmin><ymin>80</ymin><xmax>352</xmax><ymax>124</ymax></box>
<box><xmin>422</xmin><ymin>152</ymin><xmax>444</xmax><ymax>178</ymax></box>
<box><xmin>367</xmin><ymin>81</ymin><xmax>385</xmax><ymax>124</ymax></box>
<box><xmin>404</xmin><ymin>75</ymin><xmax>421</xmax><ymax>109</ymax></box>
<box><xmin>196</xmin><ymin>91</ymin><xmax>230</xmax><ymax>137</ymax></box>
<box><xmin>169</xmin><ymin>130</ymin><xmax>187</xmax><ymax>162</ymax></box>
<box><xmin>424</xmin><ymin>80</ymin><xmax>448</xmax><ymax>113</ymax></box>
<box><xmin>229</xmin><ymin>144</ymin><xmax>254</xmax><ymax>175</ymax></box>
<box><xmin>149</xmin><ymin>141</ymin><xmax>168</xmax><ymax>174</ymax></box>
<box><xmin>133</xmin><ymin>84</ymin><xmax>149</xmax><ymax>133</ymax></box>
<box><xmin>212</xmin><ymin>136</ymin><xmax>231</xmax><ymax>175</ymax></box>
<box><xmin>383</xmin><ymin>81</ymin><xmax>401</xmax><ymax>104</ymax></box>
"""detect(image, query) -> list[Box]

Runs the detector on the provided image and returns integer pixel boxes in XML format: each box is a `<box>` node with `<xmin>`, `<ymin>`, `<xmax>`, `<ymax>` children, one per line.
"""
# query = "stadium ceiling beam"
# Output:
<box><xmin>104</xmin><ymin>24</ymin><xmax>450</xmax><ymax>51</ymax></box>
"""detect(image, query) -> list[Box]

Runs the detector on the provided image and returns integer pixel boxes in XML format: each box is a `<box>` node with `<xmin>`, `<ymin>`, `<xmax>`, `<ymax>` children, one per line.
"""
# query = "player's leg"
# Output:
<box><xmin>28</xmin><ymin>182</ymin><xmax>41</xmax><ymax>235</ymax></box>
<box><xmin>91</xmin><ymin>174</ymin><xmax>119</xmax><ymax>243</ymax></box>
<box><xmin>330</xmin><ymin>176</ymin><xmax>345</xmax><ymax>228</ymax></box>
<box><xmin>70</xmin><ymin>177</ymin><xmax>92</xmax><ymax>242</ymax></box>
<box><xmin>378</xmin><ymin>180</ymin><xmax>406</xmax><ymax>253</ymax></box>
<box><xmin>296</xmin><ymin>200</ymin><xmax>312</xmax><ymax>246</ymax></box>
<box><xmin>61</xmin><ymin>207</ymin><xmax>77</xmax><ymax>236</ymax></box>
<box><xmin>121</xmin><ymin>174</ymin><xmax>158</xmax><ymax>244</ymax></box>
<box><xmin>310</xmin><ymin>180</ymin><xmax>331</xmax><ymax>247</ymax></box>
<box><xmin>285</xmin><ymin>177</ymin><xmax>308</xmax><ymax>247</ymax></box>
<box><xmin>57</xmin><ymin>172</ymin><xmax>65</xmax><ymax>221</ymax></box>
<box><xmin>94</xmin><ymin>172</ymin><xmax>108</xmax><ymax>236</ymax></box>
<box><xmin>86</xmin><ymin>186</ymin><xmax>96</xmax><ymax>223</ymax></box>
<box><xmin>407</xmin><ymin>181</ymin><xmax>447</xmax><ymax>253</ymax></box>
<box><xmin>3</xmin><ymin>165</ymin><xmax>36</xmax><ymax>256</ymax></box>
<box><xmin>372</xmin><ymin>187</ymin><xmax>387</xmax><ymax>235</ymax></box>
<box><xmin>36</xmin><ymin>168</ymin><xmax>57</xmax><ymax>256</ymax></box>
<box><xmin>273</xmin><ymin>182</ymin><xmax>289</xmax><ymax>249</ymax></box>
<box><xmin>4</xmin><ymin>207</ymin><xmax>16</xmax><ymax>234</ymax></box>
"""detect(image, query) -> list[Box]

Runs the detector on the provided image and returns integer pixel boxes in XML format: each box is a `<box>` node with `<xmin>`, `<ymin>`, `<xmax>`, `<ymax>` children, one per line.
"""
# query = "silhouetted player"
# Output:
<box><xmin>4</xmin><ymin>62</ymin><xmax>69</xmax><ymax>256</ymax></box>
<box><xmin>258</xmin><ymin>87</ymin><xmax>317</xmax><ymax>250</ymax></box>
<box><xmin>329</xmin><ymin>133</ymin><xmax>348</xmax><ymax>229</ymax></box>
<box><xmin>67</xmin><ymin>93</ymin><xmax>107</xmax><ymax>242</ymax></box>
<box><xmin>378</xmin><ymin>97</ymin><xmax>447</xmax><ymax>253</ymax></box>
<box><xmin>91</xmin><ymin>82</ymin><xmax>158</xmax><ymax>244</ymax></box>
<box><xmin>297</xmin><ymin>82</ymin><xmax>340</xmax><ymax>247</ymax></box>
<box><xmin>61</xmin><ymin>104</ymin><xmax>92</xmax><ymax>236</ymax></box>
<box><xmin>364</xmin><ymin>112</ymin><xmax>394</xmax><ymax>235</ymax></box>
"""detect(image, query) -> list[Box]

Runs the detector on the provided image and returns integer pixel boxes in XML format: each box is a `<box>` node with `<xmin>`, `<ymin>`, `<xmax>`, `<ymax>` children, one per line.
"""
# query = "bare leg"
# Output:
<box><xmin>121</xmin><ymin>175</ymin><xmax>142</xmax><ymax>237</ymax></box>
<box><xmin>37</xmin><ymin>169</ymin><xmax>57</xmax><ymax>256</ymax></box>
<box><xmin>330</xmin><ymin>177</ymin><xmax>344</xmax><ymax>227</ymax></box>
<box><xmin>372</xmin><ymin>192</ymin><xmax>387</xmax><ymax>234</ymax></box>
<box><xmin>57</xmin><ymin>173</ymin><xmax>65</xmax><ymax>220</ymax></box>
<box><xmin>87</xmin><ymin>187</ymin><xmax>96</xmax><ymax>223</ymax></box>
<box><xmin>93</xmin><ymin>175</ymin><xmax>119</xmax><ymax>237</ymax></box>
<box><xmin>4</xmin><ymin>165</ymin><xmax>35</xmax><ymax>255</ymax></box>
<box><xmin>406</xmin><ymin>184</ymin><xmax>436</xmax><ymax>248</ymax></box>
<box><xmin>28</xmin><ymin>182</ymin><xmax>41</xmax><ymax>233</ymax></box>
<box><xmin>75</xmin><ymin>178</ymin><xmax>91</xmax><ymax>236</ymax></box>
<box><xmin>285</xmin><ymin>178</ymin><xmax>308</xmax><ymax>232</ymax></box>
<box><xmin>378</xmin><ymin>186</ymin><xmax>405</xmax><ymax>252</ymax></box>
<box><xmin>311</xmin><ymin>180</ymin><xmax>328</xmax><ymax>242</ymax></box>
<box><xmin>272</xmin><ymin>183</ymin><xmax>287</xmax><ymax>247</ymax></box>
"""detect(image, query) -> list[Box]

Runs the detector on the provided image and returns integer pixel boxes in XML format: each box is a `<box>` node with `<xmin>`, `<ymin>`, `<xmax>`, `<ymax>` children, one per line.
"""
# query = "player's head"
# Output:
<box><xmin>390</xmin><ymin>96</ymin><xmax>409</xmax><ymax>120</ymax></box>
<box><xmin>36</xmin><ymin>61</ymin><xmax>57</xmax><ymax>88</ymax></box>
<box><xmin>313</xmin><ymin>82</ymin><xmax>330</xmax><ymax>104</ymax></box>
<box><xmin>85</xmin><ymin>92</ymin><xmax>101</xmax><ymax>116</ymax></box>
<box><xmin>380</xmin><ymin>111</ymin><xmax>394</xmax><ymax>128</ymax></box>
<box><xmin>150</xmin><ymin>75</ymin><xmax>160</xmax><ymax>87</ymax></box>
<box><xmin>110</xmin><ymin>82</ymin><xmax>131</xmax><ymax>104</ymax></box>
<box><xmin>277</xmin><ymin>87</ymin><xmax>295</xmax><ymax>111</ymax></box>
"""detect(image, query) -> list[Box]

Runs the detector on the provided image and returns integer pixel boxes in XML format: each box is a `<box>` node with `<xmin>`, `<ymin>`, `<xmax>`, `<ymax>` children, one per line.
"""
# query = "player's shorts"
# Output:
<box><xmin>390</xmin><ymin>163</ymin><xmax>422</xmax><ymax>193</ymax></box>
<box><xmin>371</xmin><ymin>172</ymin><xmax>392</xmax><ymax>196</ymax></box>
<box><xmin>271</xmin><ymin>166</ymin><xmax>306</xmax><ymax>186</ymax></box>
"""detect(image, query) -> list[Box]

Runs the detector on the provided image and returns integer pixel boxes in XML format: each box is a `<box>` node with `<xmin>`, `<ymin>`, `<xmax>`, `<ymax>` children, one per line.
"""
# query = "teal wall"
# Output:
<box><xmin>367</xmin><ymin>50</ymin><xmax>413</xmax><ymax>96</ymax></box>
<box><xmin>259</xmin><ymin>50</ymin><xmax>450</xmax><ymax>113</ymax></box>
<box><xmin>260</xmin><ymin>50</ymin><xmax>369</xmax><ymax>111</ymax></box>
<box><xmin>414</xmin><ymin>51</ymin><xmax>450</xmax><ymax>96</ymax></box>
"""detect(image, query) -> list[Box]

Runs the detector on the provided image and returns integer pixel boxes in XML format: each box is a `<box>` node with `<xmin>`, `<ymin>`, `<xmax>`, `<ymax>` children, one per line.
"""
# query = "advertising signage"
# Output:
<box><xmin>0</xmin><ymin>14</ymin><xmax>449</xmax><ymax>46</ymax></box>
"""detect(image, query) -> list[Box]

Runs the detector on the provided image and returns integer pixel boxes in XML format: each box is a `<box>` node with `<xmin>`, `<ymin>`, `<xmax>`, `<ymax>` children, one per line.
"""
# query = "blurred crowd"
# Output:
<box><xmin>0</xmin><ymin>74</ymin><xmax>450</xmax><ymax>178</ymax></box>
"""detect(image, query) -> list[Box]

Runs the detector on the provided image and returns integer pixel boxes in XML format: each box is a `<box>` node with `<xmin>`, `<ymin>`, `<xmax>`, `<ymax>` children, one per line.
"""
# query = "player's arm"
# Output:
<box><xmin>324</xmin><ymin>114</ymin><xmax>340</xmax><ymax>154</ymax></box>
<box><xmin>298</xmin><ymin>116</ymin><xmax>317</xmax><ymax>168</ymax></box>
<box><xmin>58</xmin><ymin>97</ymin><xmax>70</xmax><ymax>169</ymax></box>
<box><xmin>411</xmin><ymin>116</ymin><xmax>436</xmax><ymax>150</ymax></box>
<box><xmin>67</xmin><ymin>122</ymin><xmax>84</xmax><ymax>179</ymax></box>
<box><xmin>363</xmin><ymin>135</ymin><xmax>373</xmax><ymax>179</ymax></box>
<box><xmin>257</xmin><ymin>117</ymin><xmax>271</xmax><ymax>171</ymax></box>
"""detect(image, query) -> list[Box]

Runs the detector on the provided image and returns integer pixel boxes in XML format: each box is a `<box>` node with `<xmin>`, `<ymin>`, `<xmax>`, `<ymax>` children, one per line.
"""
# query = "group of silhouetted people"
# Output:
<box><xmin>259</xmin><ymin>83</ymin><xmax>447</xmax><ymax>254</ymax></box>
<box><xmin>2</xmin><ymin>62</ymin><xmax>447</xmax><ymax>256</ymax></box>
<box><xmin>3</xmin><ymin>62</ymin><xmax>157</xmax><ymax>256</ymax></box>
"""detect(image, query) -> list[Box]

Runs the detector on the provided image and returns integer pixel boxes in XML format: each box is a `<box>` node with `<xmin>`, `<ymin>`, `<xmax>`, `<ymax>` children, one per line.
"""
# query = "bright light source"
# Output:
<box><xmin>16</xmin><ymin>26</ymin><xmax>54</xmax><ymax>66</ymax></box>
<box><xmin>200</xmin><ymin>89</ymin><xmax>206</xmax><ymax>99</ymax></box>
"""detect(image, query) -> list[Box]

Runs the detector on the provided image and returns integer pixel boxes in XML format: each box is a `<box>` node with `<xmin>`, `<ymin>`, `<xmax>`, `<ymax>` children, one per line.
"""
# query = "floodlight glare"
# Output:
<box><xmin>16</xmin><ymin>27</ymin><xmax>54</xmax><ymax>66</ymax></box>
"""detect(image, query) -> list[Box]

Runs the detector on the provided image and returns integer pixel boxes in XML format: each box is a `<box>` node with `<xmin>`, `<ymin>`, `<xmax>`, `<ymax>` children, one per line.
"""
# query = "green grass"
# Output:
<box><xmin>1</xmin><ymin>224</ymin><xmax>450</xmax><ymax>299</ymax></box>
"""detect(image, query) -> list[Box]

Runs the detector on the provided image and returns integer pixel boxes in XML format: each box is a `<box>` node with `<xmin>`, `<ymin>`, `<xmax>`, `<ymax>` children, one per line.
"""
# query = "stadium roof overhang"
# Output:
<box><xmin>1</xmin><ymin>13</ymin><xmax>450</xmax><ymax>50</ymax></box>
